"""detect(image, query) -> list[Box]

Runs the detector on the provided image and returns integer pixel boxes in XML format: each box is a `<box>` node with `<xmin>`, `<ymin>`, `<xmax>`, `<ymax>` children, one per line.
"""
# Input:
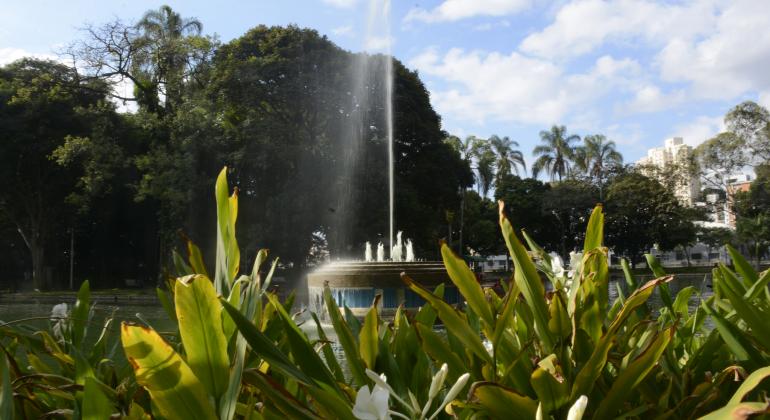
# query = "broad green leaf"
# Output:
<box><xmin>583</xmin><ymin>205</ymin><xmax>604</xmax><ymax>252</ymax></box>
<box><xmin>265</xmin><ymin>294</ymin><xmax>340</xmax><ymax>392</ymax></box>
<box><xmin>187</xmin><ymin>240</ymin><xmax>210</xmax><ymax>277</ymax></box>
<box><xmin>304</xmin><ymin>385</ymin><xmax>357</xmax><ymax>420</ymax></box>
<box><xmin>441</xmin><ymin>241</ymin><xmax>494</xmax><ymax>328</ymax></box>
<box><xmin>727</xmin><ymin>244</ymin><xmax>757</xmax><ymax>287</ymax></box>
<box><xmin>571</xmin><ymin>276</ymin><xmax>672</xmax><ymax>399</ymax></box>
<box><xmin>594</xmin><ymin>327</ymin><xmax>673</xmax><ymax>419</ymax></box>
<box><xmin>175</xmin><ymin>275</ymin><xmax>230</xmax><ymax>399</ymax></box>
<box><xmin>471</xmin><ymin>382</ymin><xmax>538</xmax><ymax>418</ymax></box>
<box><xmin>700</xmin><ymin>300</ymin><xmax>763</xmax><ymax>363</ymax></box>
<box><xmin>403</xmin><ymin>273</ymin><xmax>493</xmax><ymax>364</ymax></box>
<box><xmin>414</xmin><ymin>323</ymin><xmax>466</xmax><ymax>378</ymax></box>
<box><xmin>243</xmin><ymin>370</ymin><xmax>320</xmax><ymax>419</ymax></box>
<box><xmin>359</xmin><ymin>305</ymin><xmax>379</xmax><ymax>369</ymax></box>
<box><xmin>530</xmin><ymin>355</ymin><xmax>569</xmax><ymax>415</ymax></box>
<box><xmin>83</xmin><ymin>377</ymin><xmax>113</xmax><ymax>420</ymax></box>
<box><xmin>645</xmin><ymin>254</ymin><xmax>674</xmax><ymax>311</ymax></box>
<box><xmin>499</xmin><ymin>201</ymin><xmax>554</xmax><ymax>351</ymax></box>
<box><xmin>699</xmin><ymin>402</ymin><xmax>770</xmax><ymax>420</ymax></box>
<box><xmin>323</xmin><ymin>285</ymin><xmax>367</xmax><ymax>386</ymax></box>
<box><xmin>729</xmin><ymin>365</ymin><xmax>770</xmax><ymax>405</ymax></box>
<box><xmin>0</xmin><ymin>353</ymin><xmax>13</xmax><ymax>420</ymax></box>
<box><xmin>156</xmin><ymin>287</ymin><xmax>177</xmax><ymax>323</ymax></box>
<box><xmin>746</xmin><ymin>269</ymin><xmax>770</xmax><ymax>301</ymax></box>
<box><xmin>220</xmin><ymin>299</ymin><xmax>313</xmax><ymax>385</ymax></box>
<box><xmin>215</xmin><ymin>167</ymin><xmax>238</xmax><ymax>296</ymax></box>
<box><xmin>621</xmin><ymin>258</ymin><xmax>636</xmax><ymax>290</ymax></box>
<box><xmin>71</xmin><ymin>280</ymin><xmax>90</xmax><ymax>347</ymax></box>
<box><xmin>716</xmin><ymin>265</ymin><xmax>770</xmax><ymax>351</ymax></box>
<box><xmin>312</xmin><ymin>313</ymin><xmax>345</xmax><ymax>382</ymax></box>
<box><xmin>121</xmin><ymin>323</ymin><xmax>217</xmax><ymax>419</ymax></box>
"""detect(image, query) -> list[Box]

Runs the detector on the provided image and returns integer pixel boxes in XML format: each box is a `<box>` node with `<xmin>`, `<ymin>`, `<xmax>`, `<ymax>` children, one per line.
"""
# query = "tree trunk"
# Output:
<box><xmin>17</xmin><ymin>226</ymin><xmax>47</xmax><ymax>290</ymax></box>
<box><xmin>459</xmin><ymin>189</ymin><xmax>465</xmax><ymax>255</ymax></box>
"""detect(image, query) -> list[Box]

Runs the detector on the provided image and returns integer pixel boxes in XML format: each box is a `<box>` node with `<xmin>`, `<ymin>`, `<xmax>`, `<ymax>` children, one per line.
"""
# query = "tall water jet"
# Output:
<box><xmin>365</xmin><ymin>241</ymin><xmax>373</xmax><ymax>262</ymax></box>
<box><xmin>376</xmin><ymin>242</ymin><xmax>385</xmax><ymax>262</ymax></box>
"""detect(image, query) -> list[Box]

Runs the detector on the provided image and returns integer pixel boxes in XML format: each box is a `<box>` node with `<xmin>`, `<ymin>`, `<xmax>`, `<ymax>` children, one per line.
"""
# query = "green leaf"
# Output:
<box><xmin>187</xmin><ymin>240</ymin><xmax>210</xmax><ymax>277</ymax></box>
<box><xmin>470</xmin><ymin>382</ymin><xmax>538</xmax><ymax>418</ymax></box>
<box><xmin>220</xmin><ymin>299</ymin><xmax>313</xmax><ymax>385</ymax></box>
<box><xmin>359</xmin><ymin>305</ymin><xmax>379</xmax><ymax>369</ymax></box>
<box><xmin>214</xmin><ymin>166</ymin><xmax>239</xmax><ymax>296</ymax></box>
<box><xmin>0</xmin><ymin>353</ymin><xmax>13</xmax><ymax>420</ymax></box>
<box><xmin>645</xmin><ymin>254</ymin><xmax>674</xmax><ymax>310</ymax></box>
<box><xmin>121</xmin><ymin>323</ymin><xmax>217</xmax><ymax>420</ymax></box>
<box><xmin>175</xmin><ymin>275</ymin><xmax>230</xmax><ymax>399</ymax></box>
<box><xmin>621</xmin><ymin>258</ymin><xmax>636</xmax><ymax>290</ymax></box>
<box><xmin>156</xmin><ymin>287</ymin><xmax>177</xmax><ymax>323</ymax></box>
<box><xmin>71</xmin><ymin>280</ymin><xmax>90</xmax><ymax>347</ymax></box>
<box><xmin>414</xmin><ymin>323</ymin><xmax>466</xmax><ymax>378</ymax></box>
<box><xmin>594</xmin><ymin>327</ymin><xmax>673</xmax><ymax>419</ymax></box>
<box><xmin>700</xmin><ymin>300</ymin><xmax>762</xmax><ymax>363</ymax></box>
<box><xmin>403</xmin><ymin>273</ymin><xmax>493</xmax><ymax>364</ymax></box>
<box><xmin>729</xmin><ymin>365</ymin><xmax>770</xmax><ymax>405</ymax></box>
<box><xmin>571</xmin><ymin>276</ymin><xmax>672</xmax><ymax>399</ymax></box>
<box><xmin>699</xmin><ymin>402</ymin><xmax>770</xmax><ymax>420</ymax></box>
<box><xmin>726</xmin><ymin>244</ymin><xmax>757</xmax><ymax>287</ymax></box>
<box><xmin>583</xmin><ymin>205</ymin><xmax>604</xmax><ymax>252</ymax></box>
<box><xmin>83</xmin><ymin>377</ymin><xmax>114</xmax><ymax>420</ymax></box>
<box><xmin>312</xmin><ymin>313</ymin><xmax>345</xmax><ymax>383</ymax></box>
<box><xmin>530</xmin><ymin>355</ymin><xmax>569</xmax><ymax>415</ymax></box>
<box><xmin>498</xmin><ymin>201</ymin><xmax>554</xmax><ymax>351</ymax></box>
<box><xmin>716</xmin><ymin>266</ymin><xmax>770</xmax><ymax>351</ymax></box>
<box><xmin>441</xmin><ymin>241</ymin><xmax>494</xmax><ymax>329</ymax></box>
<box><xmin>323</xmin><ymin>285</ymin><xmax>367</xmax><ymax>387</ymax></box>
<box><xmin>243</xmin><ymin>370</ymin><xmax>320</xmax><ymax>419</ymax></box>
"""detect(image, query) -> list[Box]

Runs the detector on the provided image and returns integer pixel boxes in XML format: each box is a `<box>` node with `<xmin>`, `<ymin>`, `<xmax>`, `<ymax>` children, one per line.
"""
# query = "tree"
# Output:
<box><xmin>533</xmin><ymin>125</ymin><xmax>579</xmax><ymax>182</ymax></box>
<box><xmin>733</xmin><ymin>164</ymin><xmax>770</xmax><ymax>268</ymax></box>
<box><xmin>67</xmin><ymin>4</ymin><xmax>213</xmax><ymax>116</ymax></box>
<box><xmin>574</xmin><ymin>134</ymin><xmax>622</xmax><ymax>200</ymax></box>
<box><xmin>542</xmin><ymin>180</ymin><xmax>599</xmax><ymax>258</ymax></box>
<box><xmin>494</xmin><ymin>174</ymin><xmax>559</xmax><ymax>251</ymax></box>
<box><xmin>488</xmin><ymin>135</ymin><xmax>526</xmax><ymax>187</ymax></box>
<box><xmin>475</xmin><ymin>144</ymin><xmax>496</xmax><ymax>197</ymax></box>
<box><xmin>605</xmin><ymin>171</ymin><xmax>695</xmax><ymax>267</ymax></box>
<box><xmin>0</xmin><ymin>59</ymin><xmax>113</xmax><ymax>289</ymax></box>
<box><xmin>725</xmin><ymin>101</ymin><xmax>770</xmax><ymax>163</ymax></box>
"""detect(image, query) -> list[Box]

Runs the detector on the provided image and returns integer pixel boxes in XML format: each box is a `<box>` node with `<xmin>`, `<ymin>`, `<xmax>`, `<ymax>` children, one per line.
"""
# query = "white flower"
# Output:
<box><xmin>353</xmin><ymin>382</ymin><xmax>391</xmax><ymax>420</ymax></box>
<box><xmin>568</xmin><ymin>251</ymin><xmax>583</xmax><ymax>279</ymax></box>
<box><xmin>567</xmin><ymin>395</ymin><xmax>588</xmax><ymax>420</ymax></box>
<box><xmin>50</xmin><ymin>303</ymin><xmax>69</xmax><ymax>342</ymax></box>
<box><xmin>428</xmin><ymin>364</ymin><xmax>448</xmax><ymax>400</ymax></box>
<box><xmin>428</xmin><ymin>373</ymin><xmax>470</xmax><ymax>420</ymax></box>
<box><xmin>549</xmin><ymin>252</ymin><xmax>566</xmax><ymax>278</ymax></box>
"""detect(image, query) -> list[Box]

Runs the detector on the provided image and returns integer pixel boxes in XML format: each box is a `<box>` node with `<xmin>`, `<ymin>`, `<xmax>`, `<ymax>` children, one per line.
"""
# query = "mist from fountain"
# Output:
<box><xmin>405</xmin><ymin>239</ymin><xmax>414</xmax><ymax>262</ymax></box>
<box><xmin>365</xmin><ymin>242</ymin><xmax>373</xmax><ymax>262</ymax></box>
<box><xmin>376</xmin><ymin>242</ymin><xmax>385</xmax><ymax>262</ymax></box>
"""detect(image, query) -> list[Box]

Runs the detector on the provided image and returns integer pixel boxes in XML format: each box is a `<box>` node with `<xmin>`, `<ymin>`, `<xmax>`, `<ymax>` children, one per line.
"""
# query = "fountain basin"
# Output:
<box><xmin>308</xmin><ymin>261</ymin><xmax>461</xmax><ymax>318</ymax></box>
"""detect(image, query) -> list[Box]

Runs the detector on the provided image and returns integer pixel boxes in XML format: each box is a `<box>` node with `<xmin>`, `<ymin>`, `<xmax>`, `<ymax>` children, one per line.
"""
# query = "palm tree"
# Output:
<box><xmin>532</xmin><ymin>125</ymin><xmax>580</xmax><ymax>182</ymax></box>
<box><xmin>476</xmin><ymin>146</ymin><xmax>496</xmax><ymax>197</ymax></box>
<box><xmin>444</xmin><ymin>135</ymin><xmax>483</xmax><ymax>253</ymax></box>
<box><xmin>489</xmin><ymin>135</ymin><xmax>527</xmax><ymax>187</ymax></box>
<box><xmin>576</xmin><ymin>134</ymin><xmax>623</xmax><ymax>199</ymax></box>
<box><xmin>135</xmin><ymin>5</ymin><xmax>203</xmax><ymax>113</ymax></box>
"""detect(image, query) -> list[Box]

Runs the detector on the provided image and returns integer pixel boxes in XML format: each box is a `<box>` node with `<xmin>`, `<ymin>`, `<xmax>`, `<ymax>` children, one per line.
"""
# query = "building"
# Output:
<box><xmin>726</xmin><ymin>176</ymin><xmax>753</xmax><ymax>228</ymax></box>
<box><xmin>637</xmin><ymin>137</ymin><xmax>701</xmax><ymax>206</ymax></box>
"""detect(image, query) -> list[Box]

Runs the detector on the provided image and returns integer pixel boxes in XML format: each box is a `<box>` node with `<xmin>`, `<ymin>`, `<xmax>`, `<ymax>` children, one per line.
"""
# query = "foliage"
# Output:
<box><xmin>605</xmin><ymin>171</ymin><xmax>697</xmax><ymax>266</ymax></box>
<box><xmin>532</xmin><ymin>125</ymin><xmax>579</xmax><ymax>182</ymax></box>
<box><xmin>3</xmin><ymin>166</ymin><xmax>770</xmax><ymax>419</ymax></box>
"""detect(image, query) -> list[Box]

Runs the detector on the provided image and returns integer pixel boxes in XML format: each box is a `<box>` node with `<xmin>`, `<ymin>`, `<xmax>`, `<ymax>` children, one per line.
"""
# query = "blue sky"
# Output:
<box><xmin>2</xmin><ymin>0</ymin><xmax>769</xmax><ymax>164</ymax></box>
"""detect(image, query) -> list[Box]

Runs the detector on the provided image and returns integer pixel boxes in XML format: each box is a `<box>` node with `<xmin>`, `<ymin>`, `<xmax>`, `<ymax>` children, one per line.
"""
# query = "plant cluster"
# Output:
<box><xmin>2</xmin><ymin>167</ymin><xmax>770</xmax><ymax>419</ymax></box>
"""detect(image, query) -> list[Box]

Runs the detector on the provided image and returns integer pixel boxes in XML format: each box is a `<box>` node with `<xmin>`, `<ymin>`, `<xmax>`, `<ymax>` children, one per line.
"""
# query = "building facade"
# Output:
<box><xmin>637</xmin><ymin>137</ymin><xmax>701</xmax><ymax>206</ymax></box>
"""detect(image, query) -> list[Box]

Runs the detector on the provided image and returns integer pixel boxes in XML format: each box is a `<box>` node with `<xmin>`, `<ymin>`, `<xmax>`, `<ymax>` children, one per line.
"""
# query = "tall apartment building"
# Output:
<box><xmin>637</xmin><ymin>137</ymin><xmax>701</xmax><ymax>206</ymax></box>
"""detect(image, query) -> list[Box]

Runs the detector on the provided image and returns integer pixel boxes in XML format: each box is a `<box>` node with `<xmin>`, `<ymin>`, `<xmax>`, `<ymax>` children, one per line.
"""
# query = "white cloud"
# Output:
<box><xmin>520</xmin><ymin>0</ymin><xmax>720</xmax><ymax>59</ymax></box>
<box><xmin>656</xmin><ymin>0</ymin><xmax>770</xmax><ymax>100</ymax></box>
<box><xmin>618</xmin><ymin>85</ymin><xmax>686</xmax><ymax>114</ymax></box>
<box><xmin>332</xmin><ymin>25</ymin><xmax>354</xmax><ymax>36</ymax></box>
<box><xmin>405</xmin><ymin>0</ymin><xmax>531</xmax><ymax>23</ymax></box>
<box><xmin>0</xmin><ymin>47</ymin><xmax>57</xmax><ymax>66</ymax></box>
<box><xmin>409</xmin><ymin>48</ymin><xmax>640</xmax><ymax>125</ymax></box>
<box><xmin>670</xmin><ymin>115</ymin><xmax>726</xmax><ymax>147</ymax></box>
<box><xmin>321</xmin><ymin>0</ymin><xmax>357</xmax><ymax>8</ymax></box>
<box><xmin>472</xmin><ymin>20</ymin><xmax>510</xmax><ymax>31</ymax></box>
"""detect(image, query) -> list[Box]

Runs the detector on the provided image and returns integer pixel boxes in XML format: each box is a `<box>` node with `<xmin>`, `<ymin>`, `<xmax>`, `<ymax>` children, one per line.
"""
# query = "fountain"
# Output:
<box><xmin>307</xmin><ymin>0</ymin><xmax>457</xmax><ymax>318</ymax></box>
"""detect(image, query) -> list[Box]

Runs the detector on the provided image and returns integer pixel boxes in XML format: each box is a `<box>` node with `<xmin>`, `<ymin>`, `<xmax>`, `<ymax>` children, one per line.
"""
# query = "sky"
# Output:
<box><xmin>2</xmin><ymin>0</ymin><xmax>770</xmax><ymax>163</ymax></box>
